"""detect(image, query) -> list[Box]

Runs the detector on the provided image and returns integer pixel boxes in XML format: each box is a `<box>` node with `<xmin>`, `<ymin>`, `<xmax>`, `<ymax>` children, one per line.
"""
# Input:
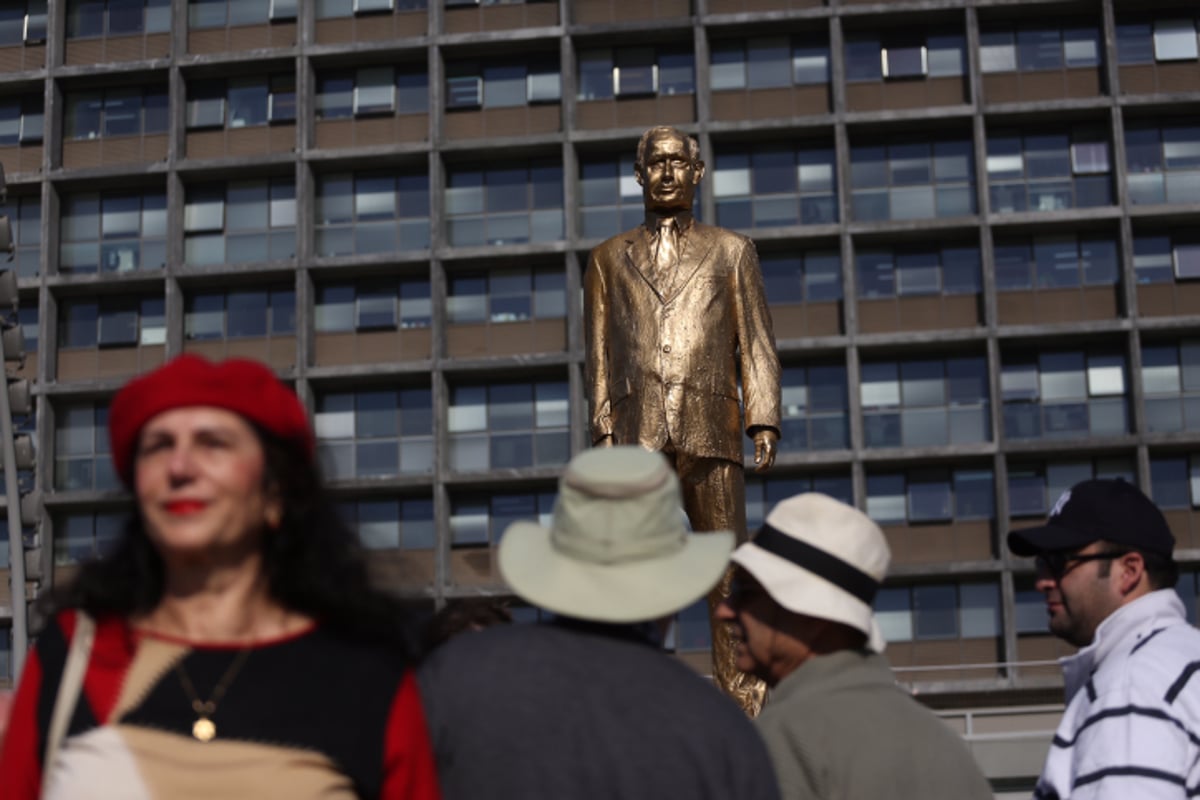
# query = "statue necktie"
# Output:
<box><xmin>653</xmin><ymin>219</ymin><xmax>679</xmax><ymax>294</ymax></box>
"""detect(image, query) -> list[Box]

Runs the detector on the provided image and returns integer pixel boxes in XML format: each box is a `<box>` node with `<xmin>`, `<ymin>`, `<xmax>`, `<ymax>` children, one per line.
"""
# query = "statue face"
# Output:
<box><xmin>636</xmin><ymin>131</ymin><xmax>704</xmax><ymax>215</ymax></box>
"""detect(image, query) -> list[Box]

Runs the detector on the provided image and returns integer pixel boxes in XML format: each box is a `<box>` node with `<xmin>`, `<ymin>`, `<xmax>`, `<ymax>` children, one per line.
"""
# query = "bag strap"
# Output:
<box><xmin>43</xmin><ymin>611</ymin><xmax>95</xmax><ymax>790</ymax></box>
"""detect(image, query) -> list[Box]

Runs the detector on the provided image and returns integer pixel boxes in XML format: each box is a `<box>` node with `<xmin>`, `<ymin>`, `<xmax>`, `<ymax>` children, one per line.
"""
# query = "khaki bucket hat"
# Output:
<box><xmin>499</xmin><ymin>446</ymin><xmax>734</xmax><ymax>623</ymax></box>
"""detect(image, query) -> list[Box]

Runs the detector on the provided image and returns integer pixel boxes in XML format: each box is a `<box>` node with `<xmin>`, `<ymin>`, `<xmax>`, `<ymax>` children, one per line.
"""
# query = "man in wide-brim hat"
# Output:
<box><xmin>717</xmin><ymin>492</ymin><xmax>992</xmax><ymax>800</ymax></box>
<box><xmin>418</xmin><ymin>446</ymin><xmax>780</xmax><ymax>800</ymax></box>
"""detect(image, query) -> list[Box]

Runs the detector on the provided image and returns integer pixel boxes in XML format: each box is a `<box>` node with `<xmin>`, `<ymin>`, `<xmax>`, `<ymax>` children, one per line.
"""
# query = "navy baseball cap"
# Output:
<box><xmin>1007</xmin><ymin>479</ymin><xmax>1175</xmax><ymax>558</ymax></box>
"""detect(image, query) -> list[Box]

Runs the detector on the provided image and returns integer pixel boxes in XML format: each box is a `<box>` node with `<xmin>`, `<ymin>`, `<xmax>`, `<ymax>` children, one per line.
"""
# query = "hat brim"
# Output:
<box><xmin>1007</xmin><ymin>523</ymin><xmax>1098</xmax><ymax>557</ymax></box>
<box><xmin>498</xmin><ymin>522</ymin><xmax>734</xmax><ymax>623</ymax></box>
<box><xmin>732</xmin><ymin>543</ymin><xmax>886</xmax><ymax>653</ymax></box>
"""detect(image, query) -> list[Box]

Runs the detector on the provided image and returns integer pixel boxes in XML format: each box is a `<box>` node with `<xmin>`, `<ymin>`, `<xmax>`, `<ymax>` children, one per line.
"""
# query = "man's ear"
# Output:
<box><xmin>1116</xmin><ymin>551</ymin><xmax>1147</xmax><ymax>596</ymax></box>
<box><xmin>692</xmin><ymin>160</ymin><xmax>706</xmax><ymax>183</ymax></box>
<box><xmin>634</xmin><ymin>166</ymin><xmax>645</xmax><ymax>187</ymax></box>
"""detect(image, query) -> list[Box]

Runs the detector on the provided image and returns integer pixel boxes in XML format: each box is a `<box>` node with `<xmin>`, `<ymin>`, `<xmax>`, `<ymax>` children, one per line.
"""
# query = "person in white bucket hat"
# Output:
<box><xmin>417</xmin><ymin>447</ymin><xmax>780</xmax><ymax>800</ymax></box>
<box><xmin>718</xmin><ymin>492</ymin><xmax>992</xmax><ymax>800</ymax></box>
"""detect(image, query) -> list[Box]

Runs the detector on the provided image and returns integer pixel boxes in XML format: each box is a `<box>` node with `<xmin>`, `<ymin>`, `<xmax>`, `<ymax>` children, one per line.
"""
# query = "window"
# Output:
<box><xmin>1142</xmin><ymin>341</ymin><xmax>1200</xmax><ymax>433</ymax></box>
<box><xmin>577</xmin><ymin>46</ymin><xmax>694</xmax><ymax>100</ymax></box>
<box><xmin>578</xmin><ymin>153</ymin><xmax>644</xmax><ymax>239</ymax></box>
<box><xmin>445</xmin><ymin>162</ymin><xmax>563</xmax><ymax>247</ymax></box>
<box><xmin>59</xmin><ymin>296</ymin><xmax>165</xmax><ymax>349</ymax></box>
<box><xmin>1002</xmin><ymin>351</ymin><xmax>1128</xmax><ymax>440</ymax></box>
<box><xmin>710</xmin><ymin>35</ymin><xmax>830</xmax><ymax>90</ymax></box>
<box><xmin>861</xmin><ymin>357</ymin><xmax>990</xmax><ymax>448</ymax></box>
<box><xmin>448</xmin><ymin>380</ymin><xmax>569</xmax><ymax>471</ymax></box>
<box><xmin>0</xmin><ymin>95</ymin><xmax>43</xmax><ymax>145</ymax></box>
<box><xmin>845</xmin><ymin>32</ymin><xmax>965</xmax><ymax>81</ymax></box>
<box><xmin>772</xmin><ymin>364</ymin><xmax>849</xmax><ymax>451</ymax></box>
<box><xmin>1125</xmin><ymin>123</ymin><xmax>1200</xmax><ymax>207</ymax></box>
<box><xmin>53</xmin><ymin>510</ymin><xmax>125</xmax><ymax>565</ymax></box>
<box><xmin>987</xmin><ymin>129</ymin><xmax>1112</xmax><ymax>213</ymax></box>
<box><xmin>447</xmin><ymin>268</ymin><xmax>565</xmax><ymax>324</ymax></box>
<box><xmin>1007</xmin><ymin>458</ymin><xmax>1135</xmax><ymax>518</ymax></box>
<box><xmin>760</xmin><ymin>251</ymin><xmax>842</xmax><ymax>305</ymax></box>
<box><xmin>9</xmin><ymin>196</ymin><xmax>41</xmax><ymax>279</ymax></box>
<box><xmin>66</xmin><ymin>0</ymin><xmax>170</xmax><ymax>38</ymax></box>
<box><xmin>875</xmin><ymin>582</ymin><xmax>1000</xmax><ymax>644</ymax></box>
<box><xmin>1</xmin><ymin>413</ymin><xmax>36</xmax><ymax>496</ymax></box>
<box><xmin>1134</xmin><ymin>234</ymin><xmax>1200</xmax><ymax>283</ymax></box>
<box><xmin>0</xmin><ymin>2</ymin><xmax>48</xmax><ymax>45</ymax></box>
<box><xmin>450</xmin><ymin>490</ymin><xmax>555</xmax><ymax>548</ymax></box>
<box><xmin>314</xmin><ymin>279</ymin><xmax>432</xmax><ymax>332</ymax></box>
<box><xmin>745</xmin><ymin>474</ymin><xmax>852</xmax><ymax>531</ymax></box>
<box><xmin>1118</xmin><ymin>18</ymin><xmax>1200</xmax><ymax>64</ymax></box>
<box><xmin>184</xmin><ymin>287</ymin><xmax>295</xmax><ymax>340</ymax></box>
<box><xmin>55</xmin><ymin>401</ymin><xmax>119</xmax><ymax>491</ymax></box>
<box><xmin>188</xmin><ymin>0</ymin><xmax>296</xmax><ymax>27</ymax></box>
<box><xmin>670</xmin><ymin>599</ymin><xmax>713</xmax><ymax>653</ymax></box>
<box><xmin>993</xmin><ymin>234</ymin><xmax>1119</xmax><ymax>290</ymax></box>
<box><xmin>851</xmin><ymin>139</ymin><xmax>974</xmax><ymax>221</ymax></box>
<box><xmin>184</xmin><ymin>179</ymin><xmax>296</xmax><ymax>266</ymax></box>
<box><xmin>338</xmin><ymin>497</ymin><xmax>434</xmax><ymax>550</ymax></box>
<box><xmin>316</xmin><ymin>0</ymin><xmax>427</xmax><ymax>17</ymax></box>
<box><xmin>316</xmin><ymin>171</ymin><xmax>430</xmax><ymax>256</ymax></box>
<box><xmin>980</xmin><ymin>25</ymin><xmax>1101</xmax><ymax>73</ymax></box>
<box><xmin>317</xmin><ymin>66</ymin><xmax>427</xmax><ymax>118</ymax></box>
<box><xmin>866</xmin><ymin>469</ymin><xmax>994</xmax><ymax>525</ymax></box>
<box><xmin>60</xmin><ymin>190</ymin><xmax>167</xmax><ymax>274</ymax></box>
<box><xmin>446</xmin><ymin>58</ymin><xmax>560</xmax><ymax>110</ymax></box>
<box><xmin>65</xmin><ymin>88</ymin><xmax>166</xmax><ymax>140</ymax></box>
<box><xmin>315</xmin><ymin>388</ymin><xmax>433</xmax><ymax>479</ymax></box>
<box><xmin>714</xmin><ymin>144</ymin><xmax>837</xmax><ymax>229</ymax></box>
<box><xmin>0</xmin><ymin>626</ymin><xmax>8</xmax><ymax>681</ymax></box>
<box><xmin>856</xmin><ymin>245</ymin><xmax>981</xmax><ymax>298</ymax></box>
<box><xmin>187</xmin><ymin>75</ymin><xmax>296</xmax><ymax>129</ymax></box>
<box><xmin>1150</xmin><ymin>455</ymin><xmax>1200</xmax><ymax>509</ymax></box>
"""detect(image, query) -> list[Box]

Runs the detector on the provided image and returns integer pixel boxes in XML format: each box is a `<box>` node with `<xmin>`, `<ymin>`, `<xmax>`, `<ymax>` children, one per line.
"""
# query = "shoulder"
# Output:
<box><xmin>591</xmin><ymin>228</ymin><xmax>642</xmax><ymax>259</ymax></box>
<box><xmin>693</xmin><ymin>223</ymin><xmax>754</xmax><ymax>250</ymax></box>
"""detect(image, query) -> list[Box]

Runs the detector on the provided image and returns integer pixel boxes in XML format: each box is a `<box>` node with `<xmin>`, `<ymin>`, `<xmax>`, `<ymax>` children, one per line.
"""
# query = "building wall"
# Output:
<box><xmin>1</xmin><ymin>1</ymin><xmax>1199</xmax><ymax>725</ymax></box>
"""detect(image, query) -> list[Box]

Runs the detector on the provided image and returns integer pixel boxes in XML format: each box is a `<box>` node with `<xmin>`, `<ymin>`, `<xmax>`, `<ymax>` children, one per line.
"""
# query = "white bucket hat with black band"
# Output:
<box><xmin>499</xmin><ymin>446</ymin><xmax>734</xmax><ymax>624</ymax></box>
<box><xmin>731</xmin><ymin>492</ymin><xmax>891</xmax><ymax>652</ymax></box>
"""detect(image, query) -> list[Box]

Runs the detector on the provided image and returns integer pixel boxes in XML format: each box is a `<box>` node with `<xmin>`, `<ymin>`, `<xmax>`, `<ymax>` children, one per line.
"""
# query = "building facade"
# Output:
<box><xmin>1</xmin><ymin>2</ymin><xmax>1199</xmax><ymax>783</ymax></box>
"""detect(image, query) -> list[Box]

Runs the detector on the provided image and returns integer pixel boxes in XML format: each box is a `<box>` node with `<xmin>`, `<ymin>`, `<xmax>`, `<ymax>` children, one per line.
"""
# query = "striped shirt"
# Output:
<box><xmin>1034</xmin><ymin>590</ymin><xmax>1200</xmax><ymax>799</ymax></box>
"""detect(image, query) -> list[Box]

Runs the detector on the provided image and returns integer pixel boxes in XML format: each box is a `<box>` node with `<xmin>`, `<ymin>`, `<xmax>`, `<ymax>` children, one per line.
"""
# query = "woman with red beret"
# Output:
<box><xmin>0</xmin><ymin>356</ymin><xmax>440</xmax><ymax>800</ymax></box>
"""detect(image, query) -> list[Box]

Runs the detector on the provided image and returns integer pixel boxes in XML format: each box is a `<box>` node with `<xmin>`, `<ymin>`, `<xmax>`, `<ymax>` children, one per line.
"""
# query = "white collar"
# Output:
<box><xmin>1060</xmin><ymin>589</ymin><xmax>1187</xmax><ymax>701</ymax></box>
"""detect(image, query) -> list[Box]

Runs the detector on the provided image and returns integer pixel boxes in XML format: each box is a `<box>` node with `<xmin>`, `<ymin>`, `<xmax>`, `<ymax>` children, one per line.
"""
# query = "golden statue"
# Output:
<box><xmin>584</xmin><ymin>126</ymin><xmax>781</xmax><ymax>715</ymax></box>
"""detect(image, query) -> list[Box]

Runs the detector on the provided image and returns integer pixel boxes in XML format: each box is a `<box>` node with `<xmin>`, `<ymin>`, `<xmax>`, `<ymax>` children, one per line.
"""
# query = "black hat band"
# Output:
<box><xmin>754</xmin><ymin>524</ymin><xmax>881</xmax><ymax>605</ymax></box>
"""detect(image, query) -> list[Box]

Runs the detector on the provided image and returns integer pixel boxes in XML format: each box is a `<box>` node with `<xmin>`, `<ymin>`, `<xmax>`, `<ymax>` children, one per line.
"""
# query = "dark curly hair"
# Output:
<box><xmin>45</xmin><ymin>427</ymin><xmax>422</xmax><ymax>657</ymax></box>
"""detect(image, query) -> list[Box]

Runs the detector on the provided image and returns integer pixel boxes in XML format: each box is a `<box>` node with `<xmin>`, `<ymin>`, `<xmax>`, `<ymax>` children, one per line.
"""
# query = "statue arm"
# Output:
<box><xmin>584</xmin><ymin>253</ymin><xmax>614</xmax><ymax>445</ymax></box>
<box><xmin>733</xmin><ymin>238</ymin><xmax>782</xmax><ymax>464</ymax></box>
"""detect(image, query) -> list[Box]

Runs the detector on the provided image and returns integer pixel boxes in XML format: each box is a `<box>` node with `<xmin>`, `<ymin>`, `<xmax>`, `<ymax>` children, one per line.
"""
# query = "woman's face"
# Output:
<box><xmin>134</xmin><ymin>407</ymin><xmax>280</xmax><ymax>563</ymax></box>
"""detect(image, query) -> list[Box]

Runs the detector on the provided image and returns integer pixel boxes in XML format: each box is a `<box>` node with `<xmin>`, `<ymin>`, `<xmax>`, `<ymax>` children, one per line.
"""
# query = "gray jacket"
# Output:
<box><xmin>757</xmin><ymin>648</ymin><xmax>993</xmax><ymax>800</ymax></box>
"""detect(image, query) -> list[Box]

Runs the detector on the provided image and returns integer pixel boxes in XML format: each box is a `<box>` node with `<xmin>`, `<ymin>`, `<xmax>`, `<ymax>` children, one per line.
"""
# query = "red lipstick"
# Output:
<box><xmin>165</xmin><ymin>500</ymin><xmax>206</xmax><ymax>514</ymax></box>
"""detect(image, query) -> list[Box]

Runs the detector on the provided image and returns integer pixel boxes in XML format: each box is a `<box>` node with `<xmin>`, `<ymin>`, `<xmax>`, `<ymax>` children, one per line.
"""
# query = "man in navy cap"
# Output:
<box><xmin>1008</xmin><ymin>478</ymin><xmax>1200</xmax><ymax>799</ymax></box>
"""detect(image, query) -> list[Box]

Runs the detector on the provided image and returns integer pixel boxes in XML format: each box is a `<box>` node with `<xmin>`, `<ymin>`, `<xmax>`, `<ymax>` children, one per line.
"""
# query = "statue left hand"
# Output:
<box><xmin>752</xmin><ymin>429</ymin><xmax>779</xmax><ymax>473</ymax></box>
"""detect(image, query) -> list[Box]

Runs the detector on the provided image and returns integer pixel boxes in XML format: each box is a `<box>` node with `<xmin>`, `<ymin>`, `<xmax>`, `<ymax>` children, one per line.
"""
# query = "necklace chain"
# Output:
<box><xmin>174</xmin><ymin>648</ymin><xmax>253</xmax><ymax>742</ymax></box>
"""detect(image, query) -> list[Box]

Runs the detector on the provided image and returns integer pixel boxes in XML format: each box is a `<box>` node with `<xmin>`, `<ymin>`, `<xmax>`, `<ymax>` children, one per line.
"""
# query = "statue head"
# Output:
<box><xmin>634</xmin><ymin>126</ymin><xmax>705</xmax><ymax>216</ymax></box>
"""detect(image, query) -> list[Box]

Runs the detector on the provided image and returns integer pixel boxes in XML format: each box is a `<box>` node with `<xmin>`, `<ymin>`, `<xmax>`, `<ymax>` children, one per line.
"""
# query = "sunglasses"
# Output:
<box><xmin>1035</xmin><ymin>549</ymin><xmax>1130</xmax><ymax>581</ymax></box>
<box><xmin>727</xmin><ymin>575</ymin><xmax>768</xmax><ymax>607</ymax></box>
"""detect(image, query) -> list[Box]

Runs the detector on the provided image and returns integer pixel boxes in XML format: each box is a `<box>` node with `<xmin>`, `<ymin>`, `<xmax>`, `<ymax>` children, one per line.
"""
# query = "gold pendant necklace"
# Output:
<box><xmin>174</xmin><ymin>648</ymin><xmax>253</xmax><ymax>743</ymax></box>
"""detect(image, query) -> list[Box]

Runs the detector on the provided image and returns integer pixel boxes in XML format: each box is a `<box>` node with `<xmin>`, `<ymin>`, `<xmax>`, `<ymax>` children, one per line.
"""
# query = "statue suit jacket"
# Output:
<box><xmin>585</xmin><ymin>221</ymin><xmax>781</xmax><ymax>464</ymax></box>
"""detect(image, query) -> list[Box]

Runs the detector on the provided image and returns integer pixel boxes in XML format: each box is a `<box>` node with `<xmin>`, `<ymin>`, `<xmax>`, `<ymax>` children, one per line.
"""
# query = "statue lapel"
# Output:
<box><xmin>624</xmin><ymin>227</ymin><xmax>669</xmax><ymax>302</ymax></box>
<box><xmin>663</xmin><ymin>224</ymin><xmax>716</xmax><ymax>304</ymax></box>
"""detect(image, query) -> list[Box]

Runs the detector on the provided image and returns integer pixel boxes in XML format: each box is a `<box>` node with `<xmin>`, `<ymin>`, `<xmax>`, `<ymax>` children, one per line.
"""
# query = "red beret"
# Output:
<box><xmin>108</xmin><ymin>355</ymin><xmax>314</xmax><ymax>485</ymax></box>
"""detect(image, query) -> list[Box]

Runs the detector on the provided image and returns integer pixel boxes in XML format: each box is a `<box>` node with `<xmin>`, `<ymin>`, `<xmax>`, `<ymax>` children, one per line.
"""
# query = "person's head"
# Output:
<box><xmin>109</xmin><ymin>355</ymin><xmax>313</xmax><ymax>573</ymax></box>
<box><xmin>1008</xmin><ymin>479</ymin><xmax>1177</xmax><ymax>647</ymax></box>
<box><xmin>634</xmin><ymin>126</ymin><xmax>704</xmax><ymax>216</ymax></box>
<box><xmin>53</xmin><ymin>356</ymin><xmax>416</xmax><ymax>650</ymax></box>
<box><xmin>716</xmin><ymin>493</ymin><xmax>889</xmax><ymax>687</ymax></box>
<box><xmin>498</xmin><ymin>446</ymin><xmax>732</xmax><ymax>625</ymax></box>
